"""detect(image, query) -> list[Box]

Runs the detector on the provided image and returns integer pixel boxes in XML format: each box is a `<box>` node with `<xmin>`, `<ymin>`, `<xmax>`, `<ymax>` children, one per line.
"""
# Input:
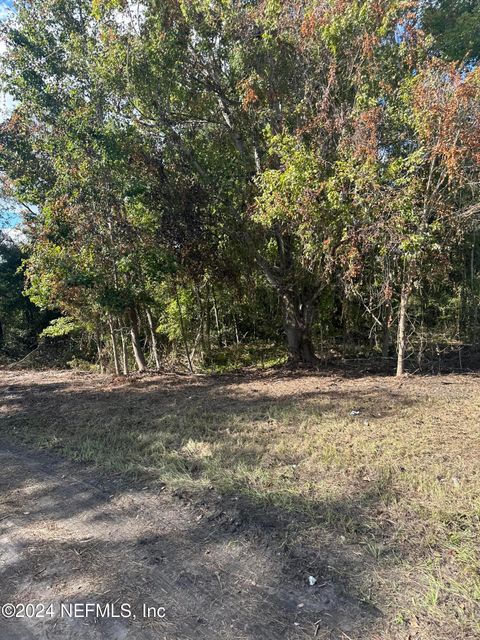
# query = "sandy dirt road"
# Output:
<box><xmin>0</xmin><ymin>441</ymin><xmax>368</xmax><ymax>640</ymax></box>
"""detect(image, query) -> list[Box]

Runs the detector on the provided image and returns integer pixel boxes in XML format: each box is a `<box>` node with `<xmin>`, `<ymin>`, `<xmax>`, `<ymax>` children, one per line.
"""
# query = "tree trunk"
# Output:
<box><xmin>175</xmin><ymin>285</ymin><xmax>194</xmax><ymax>373</ymax></box>
<box><xmin>146</xmin><ymin>308</ymin><xmax>161</xmax><ymax>370</ymax></box>
<box><xmin>129</xmin><ymin>308</ymin><xmax>147</xmax><ymax>372</ymax></box>
<box><xmin>121</xmin><ymin>329</ymin><xmax>129</xmax><ymax>375</ymax></box>
<box><xmin>108</xmin><ymin>315</ymin><xmax>121</xmax><ymax>376</ymax></box>
<box><xmin>256</xmin><ymin>231</ymin><xmax>320</xmax><ymax>367</ymax></box>
<box><xmin>212</xmin><ymin>291</ymin><xmax>225</xmax><ymax>348</ymax></box>
<box><xmin>233</xmin><ymin>315</ymin><xmax>240</xmax><ymax>345</ymax></box>
<box><xmin>396</xmin><ymin>284</ymin><xmax>409</xmax><ymax>377</ymax></box>
<box><xmin>382</xmin><ymin>298</ymin><xmax>392</xmax><ymax>359</ymax></box>
<box><xmin>193</xmin><ymin>284</ymin><xmax>207</xmax><ymax>363</ymax></box>
<box><xmin>471</xmin><ymin>235</ymin><xmax>478</xmax><ymax>344</ymax></box>
<box><xmin>204</xmin><ymin>286</ymin><xmax>212</xmax><ymax>361</ymax></box>
<box><xmin>283</xmin><ymin>296</ymin><xmax>319</xmax><ymax>366</ymax></box>
<box><xmin>95</xmin><ymin>327</ymin><xmax>105</xmax><ymax>374</ymax></box>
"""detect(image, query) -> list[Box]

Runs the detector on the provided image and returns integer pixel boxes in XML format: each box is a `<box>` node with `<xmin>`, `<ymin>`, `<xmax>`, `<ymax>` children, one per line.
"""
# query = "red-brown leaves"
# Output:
<box><xmin>413</xmin><ymin>62</ymin><xmax>480</xmax><ymax>182</ymax></box>
<box><xmin>300</xmin><ymin>13</ymin><xmax>317</xmax><ymax>39</ymax></box>
<box><xmin>241</xmin><ymin>82</ymin><xmax>260</xmax><ymax>111</ymax></box>
<box><xmin>352</xmin><ymin>106</ymin><xmax>383</xmax><ymax>162</ymax></box>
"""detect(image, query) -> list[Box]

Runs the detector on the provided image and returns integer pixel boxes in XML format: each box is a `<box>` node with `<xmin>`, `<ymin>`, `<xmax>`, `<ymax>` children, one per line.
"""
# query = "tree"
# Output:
<box><xmin>93</xmin><ymin>0</ymin><xmax>449</xmax><ymax>365</ymax></box>
<box><xmin>0</xmin><ymin>231</ymin><xmax>49</xmax><ymax>355</ymax></box>
<box><xmin>1</xmin><ymin>0</ymin><xmax>479</xmax><ymax>373</ymax></box>
<box><xmin>423</xmin><ymin>0</ymin><xmax>480</xmax><ymax>63</ymax></box>
<box><xmin>1</xmin><ymin>0</ymin><xmax>172</xmax><ymax>371</ymax></box>
<box><xmin>333</xmin><ymin>59</ymin><xmax>480</xmax><ymax>375</ymax></box>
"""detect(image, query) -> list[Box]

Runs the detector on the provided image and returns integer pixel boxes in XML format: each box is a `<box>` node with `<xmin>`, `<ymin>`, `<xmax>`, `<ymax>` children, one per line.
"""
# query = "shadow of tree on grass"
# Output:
<box><xmin>0</xmin><ymin>370</ymin><xmax>431</xmax><ymax>639</ymax></box>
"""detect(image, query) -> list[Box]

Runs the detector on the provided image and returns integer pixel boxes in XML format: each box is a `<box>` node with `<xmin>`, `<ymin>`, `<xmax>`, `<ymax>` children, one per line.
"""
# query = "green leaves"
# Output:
<box><xmin>423</xmin><ymin>0</ymin><xmax>480</xmax><ymax>62</ymax></box>
<box><xmin>40</xmin><ymin>316</ymin><xmax>79</xmax><ymax>338</ymax></box>
<box><xmin>254</xmin><ymin>133</ymin><xmax>321</xmax><ymax>227</ymax></box>
<box><xmin>1</xmin><ymin>0</ymin><xmax>479</xmax><ymax>366</ymax></box>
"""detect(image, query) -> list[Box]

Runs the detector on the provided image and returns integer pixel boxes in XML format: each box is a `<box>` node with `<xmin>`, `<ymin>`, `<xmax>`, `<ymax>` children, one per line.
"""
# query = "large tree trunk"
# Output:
<box><xmin>129</xmin><ymin>308</ymin><xmax>147</xmax><ymax>372</ymax></box>
<box><xmin>396</xmin><ymin>283</ymin><xmax>409</xmax><ymax>377</ymax></box>
<box><xmin>256</xmin><ymin>230</ymin><xmax>320</xmax><ymax>367</ymax></box>
<box><xmin>283</xmin><ymin>296</ymin><xmax>319</xmax><ymax>367</ymax></box>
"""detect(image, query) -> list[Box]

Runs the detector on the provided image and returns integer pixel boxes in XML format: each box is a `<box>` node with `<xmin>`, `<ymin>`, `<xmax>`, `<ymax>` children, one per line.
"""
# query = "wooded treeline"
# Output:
<box><xmin>1</xmin><ymin>0</ymin><xmax>479</xmax><ymax>375</ymax></box>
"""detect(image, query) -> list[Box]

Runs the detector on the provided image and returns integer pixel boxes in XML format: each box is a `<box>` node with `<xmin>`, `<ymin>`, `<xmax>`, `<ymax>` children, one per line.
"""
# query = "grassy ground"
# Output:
<box><xmin>1</xmin><ymin>368</ymin><xmax>479</xmax><ymax>639</ymax></box>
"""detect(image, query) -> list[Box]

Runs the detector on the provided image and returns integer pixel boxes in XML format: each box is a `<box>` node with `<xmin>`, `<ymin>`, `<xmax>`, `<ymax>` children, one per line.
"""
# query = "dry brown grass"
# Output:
<box><xmin>1</xmin><ymin>368</ymin><xmax>479</xmax><ymax>639</ymax></box>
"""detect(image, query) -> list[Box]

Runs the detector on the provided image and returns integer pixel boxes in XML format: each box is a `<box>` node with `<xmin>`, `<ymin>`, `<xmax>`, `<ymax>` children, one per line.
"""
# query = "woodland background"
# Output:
<box><xmin>1</xmin><ymin>0</ymin><xmax>480</xmax><ymax>376</ymax></box>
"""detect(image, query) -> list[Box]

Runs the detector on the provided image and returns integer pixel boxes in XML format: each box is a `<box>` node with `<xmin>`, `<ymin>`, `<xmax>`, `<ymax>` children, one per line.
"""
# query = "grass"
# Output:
<box><xmin>201</xmin><ymin>341</ymin><xmax>288</xmax><ymax>372</ymax></box>
<box><xmin>1</xmin><ymin>369</ymin><xmax>479</xmax><ymax>638</ymax></box>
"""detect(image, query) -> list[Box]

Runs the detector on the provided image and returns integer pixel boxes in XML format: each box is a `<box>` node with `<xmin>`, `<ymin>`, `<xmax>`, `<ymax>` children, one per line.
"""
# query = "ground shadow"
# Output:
<box><xmin>0</xmin><ymin>368</ymin><xmax>453</xmax><ymax>638</ymax></box>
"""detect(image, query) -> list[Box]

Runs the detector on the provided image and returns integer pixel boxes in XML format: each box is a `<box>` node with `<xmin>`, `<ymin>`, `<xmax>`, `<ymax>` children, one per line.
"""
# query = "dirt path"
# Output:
<box><xmin>0</xmin><ymin>441</ymin><xmax>369</xmax><ymax>640</ymax></box>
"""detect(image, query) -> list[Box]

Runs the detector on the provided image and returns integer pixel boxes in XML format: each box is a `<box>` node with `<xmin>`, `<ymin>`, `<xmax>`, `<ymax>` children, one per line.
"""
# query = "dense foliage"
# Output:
<box><xmin>0</xmin><ymin>0</ymin><xmax>479</xmax><ymax>374</ymax></box>
<box><xmin>0</xmin><ymin>231</ymin><xmax>52</xmax><ymax>356</ymax></box>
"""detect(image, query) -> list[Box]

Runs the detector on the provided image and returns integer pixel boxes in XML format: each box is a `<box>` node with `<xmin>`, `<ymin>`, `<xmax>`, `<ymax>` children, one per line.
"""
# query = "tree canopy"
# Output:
<box><xmin>0</xmin><ymin>0</ymin><xmax>479</xmax><ymax>374</ymax></box>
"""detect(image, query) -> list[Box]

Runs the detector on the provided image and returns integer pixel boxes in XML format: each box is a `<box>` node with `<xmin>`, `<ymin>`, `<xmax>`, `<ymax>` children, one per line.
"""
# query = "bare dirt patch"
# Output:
<box><xmin>1</xmin><ymin>368</ymin><xmax>479</xmax><ymax>639</ymax></box>
<box><xmin>0</xmin><ymin>442</ymin><xmax>369</xmax><ymax>639</ymax></box>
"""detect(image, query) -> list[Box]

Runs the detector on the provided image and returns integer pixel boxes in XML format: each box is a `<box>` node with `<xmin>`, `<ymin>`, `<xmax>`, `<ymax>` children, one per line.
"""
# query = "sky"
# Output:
<box><xmin>0</xmin><ymin>0</ymin><xmax>13</xmax><ymax>121</ymax></box>
<box><xmin>0</xmin><ymin>0</ymin><xmax>15</xmax><ymax>120</ymax></box>
<box><xmin>0</xmin><ymin>0</ymin><xmax>20</xmax><ymax>231</ymax></box>
<box><xmin>0</xmin><ymin>0</ymin><xmax>12</xmax><ymax>21</ymax></box>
